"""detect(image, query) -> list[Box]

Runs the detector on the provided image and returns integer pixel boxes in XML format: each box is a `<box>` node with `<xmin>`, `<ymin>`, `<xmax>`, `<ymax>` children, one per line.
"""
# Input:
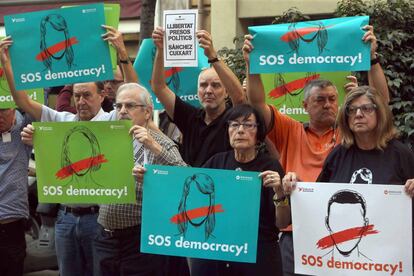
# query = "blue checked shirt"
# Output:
<box><xmin>0</xmin><ymin>111</ymin><xmax>32</xmax><ymax>221</ymax></box>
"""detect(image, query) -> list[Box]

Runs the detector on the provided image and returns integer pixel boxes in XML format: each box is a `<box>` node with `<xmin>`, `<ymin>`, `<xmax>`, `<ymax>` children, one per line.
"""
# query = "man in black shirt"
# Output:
<box><xmin>151</xmin><ymin>27</ymin><xmax>245</xmax><ymax>167</ymax></box>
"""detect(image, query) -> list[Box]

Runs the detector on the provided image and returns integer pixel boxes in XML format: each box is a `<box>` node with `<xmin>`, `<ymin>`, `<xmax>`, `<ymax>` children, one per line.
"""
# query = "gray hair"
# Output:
<box><xmin>116</xmin><ymin>83</ymin><xmax>153</xmax><ymax>109</ymax></box>
<box><xmin>303</xmin><ymin>79</ymin><xmax>337</xmax><ymax>101</ymax></box>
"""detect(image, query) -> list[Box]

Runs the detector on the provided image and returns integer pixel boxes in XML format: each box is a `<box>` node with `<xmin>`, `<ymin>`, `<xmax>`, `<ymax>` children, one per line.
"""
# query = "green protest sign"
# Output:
<box><xmin>33</xmin><ymin>121</ymin><xmax>136</xmax><ymax>204</ymax></box>
<box><xmin>0</xmin><ymin>36</ymin><xmax>44</xmax><ymax>108</ymax></box>
<box><xmin>262</xmin><ymin>71</ymin><xmax>350</xmax><ymax>122</ymax></box>
<box><xmin>62</xmin><ymin>3</ymin><xmax>120</xmax><ymax>71</ymax></box>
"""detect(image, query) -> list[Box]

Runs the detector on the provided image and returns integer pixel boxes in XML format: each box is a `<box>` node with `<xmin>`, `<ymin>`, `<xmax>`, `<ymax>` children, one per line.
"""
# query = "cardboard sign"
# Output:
<box><xmin>291</xmin><ymin>182</ymin><xmax>412</xmax><ymax>276</ymax></box>
<box><xmin>249</xmin><ymin>16</ymin><xmax>370</xmax><ymax>73</ymax></box>
<box><xmin>5</xmin><ymin>3</ymin><xmax>113</xmax><ymax>90</ymax></box>
<box><xmin>33</xmin><ymin>121</ymin><xmax>135</xmax><ymax>204</ymax></box>
<box><xmin>163</xmin><ymin>9</ymin><xmax>198</xmax><ymax>67</ymax></box>
<box><xmin>262</xmin><ymin>71</ymin><xmax>350</xmax><ymax>122</ymax></box>
<box><xmin>134</xmin><ymin>38</ymin><xmax>208</xmax><ymax>110</ymax></box>
<box><xmin>141</xmin><ymin>165</ymin><xmax>262</xmax><ymax>263</ymax></box>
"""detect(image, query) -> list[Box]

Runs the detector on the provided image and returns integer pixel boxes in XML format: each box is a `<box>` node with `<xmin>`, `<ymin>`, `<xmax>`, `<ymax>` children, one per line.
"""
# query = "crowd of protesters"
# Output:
<box><xmin>0</xmin><ymin>8</ymin><xmax>413</xmax><ymax>276</ymax></box>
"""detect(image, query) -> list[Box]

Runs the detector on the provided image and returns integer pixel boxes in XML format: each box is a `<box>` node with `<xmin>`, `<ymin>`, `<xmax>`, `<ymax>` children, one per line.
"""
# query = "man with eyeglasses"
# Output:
<box><xmin>0</xmin><ymin>25</ymin><xmax>138</xmax><ymax>276</ymax></box>
<box><xmin>0</xmin><ymin>108</ymin><xmax>32</xmax><ymax>276</ymax></box>
<box><xmin>94</xmin><ymin>83</ymin><xmax>186</xmax><ymax>276</ymax></box>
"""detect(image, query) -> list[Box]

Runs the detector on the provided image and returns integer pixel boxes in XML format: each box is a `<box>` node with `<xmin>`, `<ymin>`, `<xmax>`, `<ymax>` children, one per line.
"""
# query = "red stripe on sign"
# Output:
<box><xmin>36</xmin><ymin>37</ymin><xmax>79</xmax><ymax>61</ymax></box>
<box><xmin>316</xmin><ymin>224</ymin><xmax>379</xmax><ymax>250</ymax></box>
<box><xmin>165</xmin><ymin>67</ymin><xmax>183</xmax><ymax>78</ymax></box>
<box><xmin>170</xmin><ymin>204</ymin><xmax>224</xmax><ymax>224</ymax></box>
<box><xmin>148</xmin><ymin>67</ymin><xmax>184</xmax><ymax>86</ymax></box>
<box><xmin>55</xmin><ymin>154</ymin><xmax>108</xmax><ymax>180</ymax></box>
<box><xmin>269</xmin><ymin>74</ymin><xmax>320</xmax><ymax>99</ymax></box>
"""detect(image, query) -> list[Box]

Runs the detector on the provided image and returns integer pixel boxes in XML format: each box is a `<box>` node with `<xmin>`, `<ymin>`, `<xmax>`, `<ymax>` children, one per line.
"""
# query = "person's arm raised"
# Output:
<box><xmin>151</xmin><ymin>27</ymin><xmax>176</xmax><ymax>119</ymax></box>
<box><xmin>0</xmin><ymin>37</ymin><xmax>42</xmax><ymax>120</ymax></box>
<box><xmin>101</xmin><ymin>25</ymin><xmax>138</xmax><ymax>83</ymax></box>
<box><xmin>243</xmin><ymin>34</ymin><xmax>272</xmax><ymax>130</ymax></box>
<box><xmin>197</xmin><ymin>30</ymin><xmax>245</xmax><ymax>106</ymax></box>
<box><xmin>363</xmin><ymin>25</ymin><xmax>390</xmax><ymax>103</ymax></box>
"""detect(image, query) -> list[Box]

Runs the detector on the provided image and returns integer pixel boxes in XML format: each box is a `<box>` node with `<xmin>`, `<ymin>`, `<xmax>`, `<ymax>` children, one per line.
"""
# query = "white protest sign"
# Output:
<box><xmin>163</xmin><ymin>9</ymin><xmax>198</xmax><ymax>67</ymax></box>
<box><xmin>291</xmin><ymin>182</ymin><xmax>412</xmax><ymax>276</ymax></box>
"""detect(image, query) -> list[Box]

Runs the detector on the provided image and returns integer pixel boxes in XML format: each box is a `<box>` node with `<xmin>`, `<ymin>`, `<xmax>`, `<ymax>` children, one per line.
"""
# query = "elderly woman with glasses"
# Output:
<box><xmin>187</xmin><ymin>104</ymin><xmax>289</xmax><ymax>276</ymax></box>
<box><xmin>313</xmin><ymin>86</ymin><xmax>414</xmax><ymax>188</ymax></box>
<box><xmin>283</xmin><ymin>86</ymin><xmax>414</xmax><ymax>191</ymax></box>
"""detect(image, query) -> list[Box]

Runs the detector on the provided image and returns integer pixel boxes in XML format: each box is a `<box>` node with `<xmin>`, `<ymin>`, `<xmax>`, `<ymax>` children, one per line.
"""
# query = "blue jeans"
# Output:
<box><xmin>55</xmin><ymin>209</ymin><xmax>98</xmax><ymax>276</ymax></box>
<box><xmin>93</xmin><ymin>224</ymin><xmax>167</xmax><ymax>276</ymax></box>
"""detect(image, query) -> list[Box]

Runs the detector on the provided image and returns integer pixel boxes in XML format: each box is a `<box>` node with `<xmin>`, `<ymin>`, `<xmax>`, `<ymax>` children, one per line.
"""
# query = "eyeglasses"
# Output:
<box><xmin>346</xmin><ymin>103</ymin><xmax>377</xmax><ymax>116</ymax></box>
<box><xmin>113</xmin><ymin>102</ymin><xmax>146</xmax><ymax>111</ymax></box>
<box><xmin>228</xmin><ymin>121</ymin><xmax>258</xmax><ymax>130</ymax></box>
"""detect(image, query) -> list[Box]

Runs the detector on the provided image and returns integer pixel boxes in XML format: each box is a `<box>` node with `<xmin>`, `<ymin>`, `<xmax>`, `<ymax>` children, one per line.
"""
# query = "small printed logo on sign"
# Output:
<box><xmin>82</xmin><ymin>8</ymin><xmax>97</xmax><ymax>14</ymax></box>
<box><xmin>38</xmin><ymin>126</ymin><xmax>53</xmax><ymax>131</ymax></box>
<box><xmin>384</xmin><ymin>189</ymin><xmax>402</xmax><ymax>196</ymax></box>
<box><xmin>235</xmin><ymin>175</ymin><xmax>253</xmax><ymax>181</ymax></box>
<box><xmin>109</xmin><ymin>125</ymin><xmax>125</xmax><ymax>130</ymax></box>
<box><xmin>11</xmin><ymin>17</ymin><xmax>25</xmax><ymax>23</ymax></box>
<box><xmin>298</xmin><ymin>187</ymin><xmax>314</xmax><ymax>193</ymax></box>
<box><xmin>153</xmin><ymin>169</ymin><xmax>169</xmax><ymax>175</ymax></box>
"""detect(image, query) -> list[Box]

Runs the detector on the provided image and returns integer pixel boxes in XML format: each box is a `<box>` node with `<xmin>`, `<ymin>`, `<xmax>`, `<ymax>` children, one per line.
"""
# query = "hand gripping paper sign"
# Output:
<box><xmin>133</xmin><ymin>38</ymin><xmax>208</xmax><ymax>110</ymax></box>
<box><xmin>4</xmin><ymin>3</ymin><xmax>113</xmax><ymax>90</ymax></box>
<box><xmin>248</xmin><ymin>16</ymin><xmax>370</xmax><ymax>73</ymax></box>
<box><xmin>33</xmin><ymin>121</ymin><xmax>135</xmax><ymax>204</ymax></box>
<box><xmin>140</xmin><ymin>165</ymin><xmax>261</xmax><ymax>263</ymax></box>
<box><xmin>163</xmin><ymin>9</ymin><xmax>198</xmax><ymax>67</ymax></box>
<box><xmin>291</xmin><ymin>182</ymin><xmax>412</xmax><ymax>276</ymax></box>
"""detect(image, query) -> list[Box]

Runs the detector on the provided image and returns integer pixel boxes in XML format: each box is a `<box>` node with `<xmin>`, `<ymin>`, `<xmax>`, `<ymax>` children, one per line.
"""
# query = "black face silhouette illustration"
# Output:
<box><xmin>60</xmin><ymin>126</ymin><xmax>103</xmax><ymax>186</ymax></box>
<box><xmin>325</xmin><ymin>190</ymin><xmax>369</xmax><ymax>257</ymax></box>
<box><xmin>177</xmin><ymin>173</ymin><xmax>215</xmax><ymax>240</ymax></box>
<box><xmin>40</xmin><ymin>14</ymin><xmax>75</xmax><ymax>70</ymax></box>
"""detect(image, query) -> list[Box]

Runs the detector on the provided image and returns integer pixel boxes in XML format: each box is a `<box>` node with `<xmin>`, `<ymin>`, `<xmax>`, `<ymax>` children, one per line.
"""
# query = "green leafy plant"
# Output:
<box><xmin>335</xmin><ymin>0</ymin><xmax>414</xmax><ymax>149</ymax></box>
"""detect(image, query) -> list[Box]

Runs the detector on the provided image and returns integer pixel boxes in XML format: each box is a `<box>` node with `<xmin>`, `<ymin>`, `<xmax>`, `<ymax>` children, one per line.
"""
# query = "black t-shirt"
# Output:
<box><xmin>173</xmin><ymin>96</ymin><xmax>231</xmax><ymax>167</ymax></box>
<box><xmin>203</xmin><ymin>150</ymin><xmax>286</xmax><ymax>242</ymax></box>
<box><xmin>317</xmin><ymin>139</ymin><xmax>414</xmax><ymax>185</ymax></box>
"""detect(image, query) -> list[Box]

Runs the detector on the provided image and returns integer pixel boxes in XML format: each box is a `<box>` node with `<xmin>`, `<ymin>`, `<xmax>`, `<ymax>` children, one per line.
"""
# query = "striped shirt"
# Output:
<box><xmin>98</xmin><ymin>129</ymin><xmax>186</xmax><ymax>230</ymax></box>
<box><xmin>0</xmin><ymin>111</ymin><xmax>32</xmax><ymax>221</ymax></box>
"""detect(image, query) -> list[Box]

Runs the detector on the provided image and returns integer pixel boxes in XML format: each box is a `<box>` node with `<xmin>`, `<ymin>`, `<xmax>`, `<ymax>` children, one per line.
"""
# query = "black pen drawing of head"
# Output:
<box><xmin>59</xmin><ymin>126</ymin><xmax>105</xmax><ymax>186</ymax></box>
<box><xmin>177</xmin><ymin>173</ymin><xmax>216</xmax><ymax>240</ymax></box>
<box><xmin>40</xmin><ymin>14</ymin><xmax>75</xmax><ymax>70</ymax></box>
